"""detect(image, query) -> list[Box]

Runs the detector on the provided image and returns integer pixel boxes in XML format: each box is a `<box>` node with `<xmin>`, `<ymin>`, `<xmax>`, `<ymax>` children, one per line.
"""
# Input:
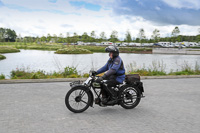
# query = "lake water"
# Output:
<box><xmin>0</xmin><ymin>49</ymin><xmax>200</xmax><ymax>78</ymax></box>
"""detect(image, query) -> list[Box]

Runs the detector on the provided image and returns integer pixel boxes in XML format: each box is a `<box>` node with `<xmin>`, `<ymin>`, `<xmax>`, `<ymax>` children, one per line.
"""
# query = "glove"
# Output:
<box><xmin>96</xmin><ymin>77</ymin><xmax>103</xmax><ymax>83</ymax></box>
<box><xmin>91</xmin><ymin>71</ymin><xmax>97</xmax><ymax>76</ymax></box>
<box><xmin>96</xmin><ymin>74</ymin><xmax>107</xmax><ymax>83</ymax></box>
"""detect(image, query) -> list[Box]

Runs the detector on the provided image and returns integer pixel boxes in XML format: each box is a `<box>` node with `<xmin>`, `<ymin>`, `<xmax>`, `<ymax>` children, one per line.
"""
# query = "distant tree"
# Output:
<box><xmin>23</xmin><ymin>37</ymin><xmax>27</xmax><ymax>44</ymax></box>
<box><xmin>90</xmin><ymin>31</ymin><xmax>96</xmax><ymax>42</ymax></box>
<box><xmin>0</xmin><ymin>28</ymin><xmax>17</xmax><ymax>42</ymax></box>
<box><xmin>35</xmin><ymin>36</ymin><xmax>40</xmax><ymax>43</ymax></box>
<box><xmin>25</xmin><ymin>36</ymin><xmax>34</xmax><ymax>43</ymax></box>
<box><xmin>82</xmin><ymin>32</ymin><xmax>89</xmax><ymax>42</ymax></box>
<box><xmin>46</xmin><ymin>33</ymin><xmax>52</xmax><ymax>43</ymax></box>
<box><xmin>125</xmin><ymin>30</ymin><xmax>132</xmax><ymax>43</ymax></box>
<box><xmin>148</xmin><ymin>39</ymin><xmax>154</xmax><ymax>43</ymax></box>
<box><xmin>90</xmin><ymin>31</ymin><xmax>96</xmax><ymax>38</ymax></box>
<box><xmin>41</xmin><ymin>36</ymin><xmax>46</xmax><ymax>42</ymax></box>
<box><xmin>135</xmin><ymin>38</ymin><xmax>140</xmax><ymax>43</ymax></box>
<box><xmin>176</xmin><ymin>35</ymin><xmax>182</xmax><ymax>42</ymax></box>
<box><xmin>52</xmin><ymin>34</ymin><xmax>58</xmax><ymax>43</ymax></box>
<box><xmin>66</xmin><ymin>32</ymin><xmax>71</xmax><ymax>44</ymax></box>
<box><xmin>58</xmin><ymin>33</ymin><xmax>64</xmax><ymax>43</ymax></box>
<box><xmin>171</xmin><ymin>26</ymin><xmax>180</xmax><ymax>37</ymax></box>
<box><xmin>110</xmin><ymin>30</ymin><xmax>118</xmax><ymax>43</ymax></box>
<box><xmin>71</xmin><ymin>32</ymin><xmax>78</xmax><ymax>43</ymax></box>
<box><xmin>99</xmin><ymin>32</ymin><xmax>106</xmax><ymax>42</ymax></box>
<box><xmin>6</xmin><ymin>28</ymin><xmax>17</xmax><ymax>42</ymax></box>
<box><xmin>16</xmin><ymin>34</ymin><xmax>22</xmax><ymax>42</ymax></box>
<box><xmin>138</xmin><ymin>28</ymin><xmax>146</xmax><ymax>44</ymax></box>
<box><xmin>0</xmin><ymin>28</ymin><xmax>5</xmax><ymax>42</ymax></box>
<box><xmin>151</xmin><ymin>29</ymin><xmax>160</xmax><ymax>43</ymax></box>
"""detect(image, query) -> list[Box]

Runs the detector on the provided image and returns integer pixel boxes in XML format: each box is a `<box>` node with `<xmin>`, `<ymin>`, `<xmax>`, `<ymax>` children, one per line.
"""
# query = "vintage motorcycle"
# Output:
<box><xmin>65</xmin><ymin>71</ymin><xmax>145</xmax><ymax>113</ymax></box>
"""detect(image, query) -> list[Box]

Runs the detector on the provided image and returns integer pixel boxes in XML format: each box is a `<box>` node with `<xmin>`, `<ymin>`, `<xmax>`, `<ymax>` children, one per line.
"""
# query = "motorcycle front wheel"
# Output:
<box><xmin>65</xmin><ymin>86</ymin><xmax>92</xmax><ymax>113</ymax></box>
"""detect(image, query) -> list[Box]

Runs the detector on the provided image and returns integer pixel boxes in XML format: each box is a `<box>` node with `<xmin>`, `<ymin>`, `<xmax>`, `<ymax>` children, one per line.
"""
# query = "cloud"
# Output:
<box><xmin>3</xmin><ymin>3</ymin><xmax>81</xmax><ymax>16</ymax></box>
<box><xmin>60</xmin><ymin>24</ymin><xmax>73</xmax><ymax>28</ymax></box>
<box><xmin>48</xmin><ymin>0</ymin><xmax>57</xmax><ymax>3</ymax></box>
<box><xmin>113</xmin><ymin>0</ymin><xmax>200</xmax><ymax>26</ymax></box>
<box><xmin>1</xmin><ymin>0</ymin><xmax>199</xmax><ymax>38</ymax></box>
<box><xmin>162</xmin><ymin>0</ymin><xmax>200</xmax><ymax>10</ymax></box>
<box><xmin>34</xmin><ymin>25</ymin><xmax>46</xmax><ymax>30</ymax></box>
<box><xmin>69</xmin><ymin>1</ymin><xmax>101</xmax><ymax>11</ymax></box>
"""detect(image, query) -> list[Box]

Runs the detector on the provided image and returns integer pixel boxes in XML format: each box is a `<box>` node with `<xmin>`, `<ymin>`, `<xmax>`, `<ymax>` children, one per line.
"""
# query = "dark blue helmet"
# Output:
<box><xmin>105</xmin><ymin>45</ymin><xmax>119</xmax><ymax>57</ymax></box>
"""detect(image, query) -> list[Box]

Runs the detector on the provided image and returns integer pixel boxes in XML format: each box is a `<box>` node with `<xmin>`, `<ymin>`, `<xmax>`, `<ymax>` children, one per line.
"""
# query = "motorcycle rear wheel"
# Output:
<box><xmin>119</xmin><ymin>85</ymin><xmax>141</xmax><ymax>109</ymax></box>
<box><xmin>65</xmin><ymin>87</ymin><xmax>92</xmax><ymax>113</ymax></box>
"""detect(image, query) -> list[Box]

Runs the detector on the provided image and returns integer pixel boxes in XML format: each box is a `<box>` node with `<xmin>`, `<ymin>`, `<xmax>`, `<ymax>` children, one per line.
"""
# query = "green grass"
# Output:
<box><xmin>10</xmin><ymin>66</ymin><xmax>82</xmax><ymax>79</ymax></box>
<box><xmin>0</xmin><ymin>46</ymin><xmax>20</xmax><ymax>53</ymax></box>
<box><xmin>0</xmin><ymin>42</ymin><xmax>105</xmax><ymax>52</ymax></box>
<box><xmin>0</xmin><ymin>54</ymin><xmax>6</xmax><ymax>60</ymax></box>
<box><xmin>128</xmin><ymin>69</ymin><xmax>167</xmax><ymax>76</ymax></box>
<box><xmin>55</xmin><ymin>47</ymin><xmax>92</xmax><ymax>54</ymax></box>
<box><xmin>77</xmin><ymin>45</ymin><xmax>106</xmax><ymax>52</ymax></box>
<box><xmin>0</xmin><ymin>42</ymin><xmax>153</xmax><ymax>53</ymax></box>
<box><xmin>127</xmin><ymin>61</ymin><xmax>200</xmax><ymax>76</ymax></box>
<box><xmin>119</xmin><ymin>47</ymin><xmax>152</xmax><ymax>53</ymax></box>
<box><xmin>2</xmin><ymin>60</ymin><xmax>200</xmax><ymax>80</ymax></box>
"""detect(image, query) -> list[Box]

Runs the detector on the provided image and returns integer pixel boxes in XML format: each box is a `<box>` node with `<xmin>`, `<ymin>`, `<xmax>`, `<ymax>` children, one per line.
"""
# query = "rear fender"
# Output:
<box><xmin>136</xmin><ymin>81</ymin><xmax>144</xmax><ymax>93</ymax></box>
<box><xmin>121</xmin><ymin>82</ymin><xmax>144</xmax><ymax>95</ymax></box>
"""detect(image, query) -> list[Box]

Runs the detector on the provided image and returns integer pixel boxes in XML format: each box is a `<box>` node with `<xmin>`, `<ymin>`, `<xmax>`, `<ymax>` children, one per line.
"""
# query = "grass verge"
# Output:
<box><xmin>10</xmin><ymin>66</ymin><xmax>89</xmax><ymax>79</ymax></box>
<box><xmin>127</xmin><ymin>61</ymin><xmax>200</xmax><ymax>76</ymax></box>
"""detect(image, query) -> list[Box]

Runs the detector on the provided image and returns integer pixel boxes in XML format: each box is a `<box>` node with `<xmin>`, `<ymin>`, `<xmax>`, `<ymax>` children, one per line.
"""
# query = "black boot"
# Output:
<box><xmin>106</xmin><ymin>90</ymin><xmax>118</xmax><ymax>105</ymax></box>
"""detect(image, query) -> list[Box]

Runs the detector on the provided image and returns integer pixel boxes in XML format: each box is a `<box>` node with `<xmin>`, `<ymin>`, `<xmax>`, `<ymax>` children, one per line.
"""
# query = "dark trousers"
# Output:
<box><xmin>101</xmin><ymin>75</ymin><xmax>119</xmax><ymax>98</ymax></box>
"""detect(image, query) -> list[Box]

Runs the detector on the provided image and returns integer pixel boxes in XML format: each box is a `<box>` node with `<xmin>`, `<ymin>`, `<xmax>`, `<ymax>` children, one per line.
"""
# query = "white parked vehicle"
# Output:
<box><xmin>77</xmin><ymin>41</ymin><xmax>84</xmax><ymax>45</ymax></box>
<box><xmin>158</xmin><ymin>42</ymin><xmax>170</xmax><ymax>47</ymax></box>
<box><xmin>101</xmin><ymin>42</ymin><xmax>113</xmax><ymax>45</ymax></box>
<box><xmin>142</xmin><ymin>43</ymin><xmax>153</xmax><ymax>47</ymax></box>
<box><xmin>122</xmin><ymin>42</ymin><xmax>129</xmax><ymax>46</ymax></box>
<box><xmin>95</xmin><ymin>43</ymin><xmax>101</xmax><ymax>46</ymax></box>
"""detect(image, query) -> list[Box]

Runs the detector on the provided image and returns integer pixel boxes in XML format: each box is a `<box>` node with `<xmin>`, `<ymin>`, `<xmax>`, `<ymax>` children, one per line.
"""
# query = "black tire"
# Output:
<box><xmin>119</xmin><ymin>85</ymin><xmax>141</xmax><ymax>109</ymax></box>
<box><xmin>65</xmin><ymin>86</ymin><xmax>92</xmax><ymax>113</ymax></box>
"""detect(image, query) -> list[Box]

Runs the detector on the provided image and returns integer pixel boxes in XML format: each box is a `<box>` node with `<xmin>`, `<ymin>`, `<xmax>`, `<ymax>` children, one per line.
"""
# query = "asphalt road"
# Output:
<box><xmin>0</xmin><ymin>78</ymin><xmax>200</xmax><ymax>133</ymax></box>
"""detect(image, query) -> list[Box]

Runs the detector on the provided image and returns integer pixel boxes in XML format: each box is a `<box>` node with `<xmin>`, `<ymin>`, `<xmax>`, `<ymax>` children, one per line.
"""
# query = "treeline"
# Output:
<box><xmin>0</xmin><ymin>28</ymin><xmax>17</xmax><ymax>42</ymax></box>
<box><xmin>1</xmin><ymin>27</ymin><xmax>200</xmax><ymax>43</ymax></box>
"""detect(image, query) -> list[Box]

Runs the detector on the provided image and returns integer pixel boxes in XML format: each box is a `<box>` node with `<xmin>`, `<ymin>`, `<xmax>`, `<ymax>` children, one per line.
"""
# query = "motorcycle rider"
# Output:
<box><xmin>93</xmin><ymin>45</ymin><xmax>125</xmax><ymax>104</ymax></box>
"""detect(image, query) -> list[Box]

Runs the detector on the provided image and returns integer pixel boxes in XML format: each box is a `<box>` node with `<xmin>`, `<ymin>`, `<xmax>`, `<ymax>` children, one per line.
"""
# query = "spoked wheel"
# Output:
<box><xmin>119</xmin><ymin>85</ymin><xmax>141</xmax><ymax>109</ymax></box>
<box><xmin>65</xmin><ymin>87</ymin><xmax>92</xmax><ymax>113</ymax></box>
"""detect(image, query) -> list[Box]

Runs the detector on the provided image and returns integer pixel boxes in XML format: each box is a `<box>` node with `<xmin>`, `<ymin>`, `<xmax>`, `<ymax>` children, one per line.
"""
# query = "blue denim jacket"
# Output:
<box><xmin>97</xmin><ymin>56</ymin><xmax>125</xmax><ymax>83</ymax></box>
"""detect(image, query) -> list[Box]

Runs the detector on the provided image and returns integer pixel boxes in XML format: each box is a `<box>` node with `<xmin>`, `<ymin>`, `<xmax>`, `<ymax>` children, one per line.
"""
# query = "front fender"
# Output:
<box><xmin>71</xmin><ymin>85</ymin><xmax>94</xmax><ymax>107</ymax></box>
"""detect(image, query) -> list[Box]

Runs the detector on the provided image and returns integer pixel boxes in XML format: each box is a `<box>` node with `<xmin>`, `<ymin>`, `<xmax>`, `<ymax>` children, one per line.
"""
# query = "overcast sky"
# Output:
<box><xmin>0</xmin><ymin>0</ymin><xmax>200</xmax><ymax>39</ymax></box>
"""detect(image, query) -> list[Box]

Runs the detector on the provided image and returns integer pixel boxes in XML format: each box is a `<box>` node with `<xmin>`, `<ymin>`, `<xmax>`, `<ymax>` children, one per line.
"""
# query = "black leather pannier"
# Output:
<box><xmin>125</xmin><ymin>74</ymin><xmax>140</xmax><ymax>84</ymax></box>
<box><xmin>125</xmin><ymin>74</ymin><xmax>144</xmax><ymax>93</ymax></box>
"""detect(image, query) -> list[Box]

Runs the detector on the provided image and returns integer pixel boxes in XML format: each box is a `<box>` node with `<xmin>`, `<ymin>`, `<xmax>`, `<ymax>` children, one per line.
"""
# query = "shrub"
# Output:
<box><xmin>127</xmin><ymin>61</ymin><xmax>167</xmax><ymax>76</ymax></box>
<box><xmin>63</xmin><ymin>66</ymin><xmax>78</xmax><ymax>77</ymax></box>
<box><xmin>67</xmin><ymin>74</ymin><xmax>80</xmax><ymax>78</ymax></box>
<box><xmin>31</xmin><ymin>73</ymin><xmax>40</xmax><ymax>79</ymax></box>
<box><xmin>0</xmin><ymin>74</ymin><xmax>5</xmax><ymax>80</ymax></box>
<box><xmin>82</xmin><ymin>73</ymin><xmax>89</xmax><ymax>78</ymax></box>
